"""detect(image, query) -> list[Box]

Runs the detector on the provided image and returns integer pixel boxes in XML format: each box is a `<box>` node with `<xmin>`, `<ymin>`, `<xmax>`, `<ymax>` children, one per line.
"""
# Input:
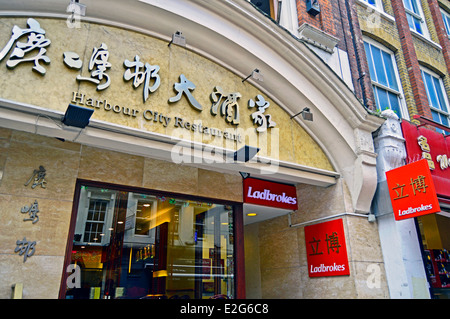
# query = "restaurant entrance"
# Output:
<box><xmin>62</xmin><ymin>181</ymin><xmax>238</xmax><ymax>299</ymax></box>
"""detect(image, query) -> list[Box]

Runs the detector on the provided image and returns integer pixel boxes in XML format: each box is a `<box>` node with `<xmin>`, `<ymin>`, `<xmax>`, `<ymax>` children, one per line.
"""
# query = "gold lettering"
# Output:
<box><xmin>71</xmin><ymin>92</ymin><xmax>85</xmax><ymax>104</ymax></box>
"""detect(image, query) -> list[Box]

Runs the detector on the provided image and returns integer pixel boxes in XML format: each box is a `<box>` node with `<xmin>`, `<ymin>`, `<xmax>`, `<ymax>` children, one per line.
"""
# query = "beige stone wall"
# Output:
<box><xmin>0</xmin><ymin>128</ymin><xmax>243</xmax><ymax>299</ymax></box>
<box><xmin>244</xmin><ymin>179</ymin><xmax>390</xmax><ymax>299</ymax></box>
<box><xmin>0</xmin><ymin>129</ymin><xmax>387</xmax><ymax>299</ymax></box>
<box><xmin>0</xmin><ymin>17</ymin><xmax>349</xmax><ymax>299</ymax></box>
<box><xmin>0</xmin><ymin>17</ymin><xmax>334</xmax><ymax>172</ymax></box>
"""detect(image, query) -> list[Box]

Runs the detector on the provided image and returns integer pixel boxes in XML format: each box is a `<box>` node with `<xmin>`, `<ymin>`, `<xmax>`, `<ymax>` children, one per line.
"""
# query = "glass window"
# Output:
<box><xmin>84</xmin><ymin>199</ymin><xmax>109</xmax><ymax>243</ymax></box>
<box><xmin>64</xmin><ymin>184</ymin><xmax>236</xmax><ymax>299</ymax></box>
<box><xmin>403</xmin><ymin>0</ymin><xmax>426</xmax><ymax>35</ymax></box>
<box><xmin>361</xmin><ymin>0</ymin><xmax>383</xmax><ymax>10</ymax></box>
<box><xmin>250</xmin><ymin>0</ymin><xmax>274</xmax><ymax>18</ymax></box>
<box><xmin>421</xmin><ymin>68</ymin><xmax>450</xmax><ymax>134</ymax></box>
<box><xmin>441</xmin><ymin>9</ymin><xmax>450</xmax><ymax>37</ymax></box>
<box><xmin>364</xmin><ymin>40</ymin><xmax>405</xmax><ymax>117</ymax></box>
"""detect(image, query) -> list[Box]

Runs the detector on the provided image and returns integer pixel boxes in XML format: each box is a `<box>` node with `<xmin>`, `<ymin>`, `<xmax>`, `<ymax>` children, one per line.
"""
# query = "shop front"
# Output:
<box><xmin>400</xmin><ymin>120</ymin><xmax>450</xmax><ymax>299</ymax></box>
<box><xmin>63</xmin><ymin>180</ymin><xmax>238</xmax><ymax>299</ymax></box>
<box><xmin>0</xmin><ymin>0</ymin><xmax>385</xmax><ymax>299</ymax></box>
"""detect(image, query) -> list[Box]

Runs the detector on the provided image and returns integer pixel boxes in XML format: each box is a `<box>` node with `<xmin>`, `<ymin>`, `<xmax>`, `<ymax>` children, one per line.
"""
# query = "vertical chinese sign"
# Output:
<box><xmin>304</xmin><ymin>219</ymin><xmax>350</xmax><ymax>277</ymax></box>
<box><xmin>385</xmin><ymin>159</ymin><xmax>440</xmax><ymax>221</ymax></box>
<box><xmin>401</xmin><ymin>121</ymin><xmax>450</xmax><ymax>198</ymax></box>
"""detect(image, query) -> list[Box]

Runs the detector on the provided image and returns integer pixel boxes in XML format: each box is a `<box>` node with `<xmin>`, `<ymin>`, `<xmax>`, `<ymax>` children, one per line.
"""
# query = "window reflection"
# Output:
<box><xmin>65</xmin><ymin>185</ymin><xmax>235</xmax><ymax>299</ymax></box>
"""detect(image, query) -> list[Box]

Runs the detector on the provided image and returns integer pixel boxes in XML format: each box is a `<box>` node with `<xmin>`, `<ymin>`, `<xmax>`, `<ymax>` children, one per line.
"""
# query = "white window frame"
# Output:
<box><xmin>74</xmin><ymin>189</ymin><xmax>115</xmax><ymax>246</ymax></box>
<box><xmin>360</xmin><ymin>0</ymin><xmax>384</xmax><ymax>11</ymax></box>
<box><xmin>420</xmin><ymin>66</ymin><xmax>450</xmax><ymax>133</ymax></box>
<box><xmin>278</xmin><ymin>0</ymin><xmax>299</xmax><ymax>36</ymax></box>
<box><xmin>441</xmin><ymin>8</ymin><xmax>450</xmax><ymax>38</ymax></box>
<box><xmin>403</xmin><ymin>0</ymin><xmax>429</xmax><ymax>38</ymax></box>
<box><xmin>364</xmin><ymin>37</ymin><xmax>409</xmax><ymax>119</ymax></box>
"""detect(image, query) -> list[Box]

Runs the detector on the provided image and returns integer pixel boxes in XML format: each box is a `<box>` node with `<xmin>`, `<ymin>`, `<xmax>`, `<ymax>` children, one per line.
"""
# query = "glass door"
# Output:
<box><xmin>64</xmin><ymin>183</ymin><xmax>236</xmax><ymax>299</ymax></box>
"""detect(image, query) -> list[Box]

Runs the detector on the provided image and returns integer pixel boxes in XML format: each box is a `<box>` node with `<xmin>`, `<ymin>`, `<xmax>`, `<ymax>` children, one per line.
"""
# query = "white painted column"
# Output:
<box><xmin>372</xmin><ymin>110</ymin><xmax>430</xmax><ymax>299</ymax></box>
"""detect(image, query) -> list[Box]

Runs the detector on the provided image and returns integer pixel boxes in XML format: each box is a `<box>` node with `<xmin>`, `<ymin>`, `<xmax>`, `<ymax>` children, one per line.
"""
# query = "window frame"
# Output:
<box><xmin>75</xmin><ymin>189</ymin><xmax>115</xmax><ymax>246</ymax></box>
<box><xmin>363</xmin><ymin>38</ymin><xmax>409</xmax><ymax>119</ymax></box>
<box><xmin>403</xmin><ymin>0</ymin><xmax>429</xmax><ymax>38</ymax></box>
<box><xmin>360</xmin><ymin>0</ymin><xmax>384</xmax><ymax>11</ymax></box>
<box><xmin>420</xmin><ymin>67</ymin><xmax>450</xmax><ymax>133</ymax></box>
<box><xmin>60</xmin><ymin>179</ymin><xmax>245</xmax><ymax>299</ymax></box>
<box><xmin>83</xmin><ymin>198</ymin><xmax>109</xmax><ymax>243</ymax></box>
<box><xmin>441</xmin><ymin>8</ymin><xmax>450</xmax><ymax>38</ymax></box>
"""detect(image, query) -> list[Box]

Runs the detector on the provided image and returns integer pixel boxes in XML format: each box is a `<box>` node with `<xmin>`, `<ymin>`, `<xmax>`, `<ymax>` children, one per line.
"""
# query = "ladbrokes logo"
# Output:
<box><xmin>310</xmin><ymin>263</ymin><xmax>346</xmax><ymax>274</ymax></box>
<box><xmin>398</xmin><ymin>204</ymin><xmax>433</xmax><ymax>217</ymax></box>
<box><xmin>246</xmin><ymin>186</ymin><xmax>297</xmax><ymax>205</ymax></box>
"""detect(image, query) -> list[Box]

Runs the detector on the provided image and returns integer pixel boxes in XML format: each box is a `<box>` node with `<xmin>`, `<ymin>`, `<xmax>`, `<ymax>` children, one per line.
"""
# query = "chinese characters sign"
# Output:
<box><xmin>24</xmin><ymin>165</ymin><xmax>47</xmax><ymax>189</ymax></box>
<box><xmin>0</xmin><ymin>18</ymin><xmax>51</xmax><ymax>75</ymax></box>
<box><xmin>385</xmin><ymin>159</ymin><xmax>440</xmax><ymax>221</ymax></box>
<box><xmin>304</xmin><ymin>219</ymin><xmax>350</xmax><ymax>277</ymax></box>
<box><xmin>401</xmin><ymin>121</ymin><xmax>450</xmax><ymax>198</ymax></box>
<box><xmin>0</xmin><ymin>18</ymin><xmax>277</xmax><ymax>135</ymax></box>
<box><xmin>13</xmin><ymin>166</ymin><xmax>46</xmax><ymax>262</ymax></box>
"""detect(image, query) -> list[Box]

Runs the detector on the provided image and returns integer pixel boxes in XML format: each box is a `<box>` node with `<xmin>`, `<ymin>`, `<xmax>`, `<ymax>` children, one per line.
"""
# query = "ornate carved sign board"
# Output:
<box><xmin>385</xmin><ymin>159</ymin><xmax>440</xmax><ymax>221</ymax></box>
<box><xmin>304</xmin><ymin>219</ymin><xmax>350</xmax><ymax>277</ymax></box>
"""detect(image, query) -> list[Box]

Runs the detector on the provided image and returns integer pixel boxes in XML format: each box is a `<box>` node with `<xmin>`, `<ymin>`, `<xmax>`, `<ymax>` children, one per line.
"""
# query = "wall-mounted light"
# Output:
<box><xmin>242</xmin><ymin>69</ymin><xmax>263</xmax><ymax>83</ymax></box>
<box><xmin>62</xmin><ymin>104</ymin><xmax>94</xmax><ymax>128</ymax></box>
<box><xmin>239</xmin><ymin>171</ymin><xmax>251</xmax><ymax>179</ymax></box>
<box><xmin>168</xmin><ymin>31</ymin><xmax>186</xmax><ymax>47</ymax></box>
<box><xmin>290</xmin><ymin>107</ymin><xmax>313</xmax><ymax>121</ymax></box>
<box><xmin>306</xmin><ymin>0</ymin><xmax>320</xmax><ymax>17</ymax></box>
<box><xmin>231</xmin><ymin>145</ymin><xmax>260</xmax><ymax>162</ymax></box>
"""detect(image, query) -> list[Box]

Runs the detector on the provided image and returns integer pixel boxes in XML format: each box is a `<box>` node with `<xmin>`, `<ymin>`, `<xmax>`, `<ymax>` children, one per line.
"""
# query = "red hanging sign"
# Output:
<box><xmin>243</xmin><ymin>177</ymin><xmax>298</xmax><ymax>210</ymax></box>
<box><xmin>385</xmin><ymin>159</ymin><xmax>440</xmax><ymax>221</ymax></box>
<box><xmin>304</xmin><ymin>219</ymin><xmax>350</xmax><ymax>277</ymax></box>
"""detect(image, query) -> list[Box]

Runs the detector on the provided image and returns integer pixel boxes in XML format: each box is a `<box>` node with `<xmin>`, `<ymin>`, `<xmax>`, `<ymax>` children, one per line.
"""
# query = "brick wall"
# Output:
<box><xmin>295</xmin><ymin>0</ymin><xmax>450</xmax><ymax>124</ymax></box>
<box><xmin>296</xmin><ymin>0</ymin><xmax>377</xmax><ymax>110</ymax></box>
<box><xmin>357</xmin><ymin>0</ymin><xmax>450</xmax><ymax>123</ymax></box>
<box><xmin>428</xmin><ymin>0</ymin><xmax>450</xmax><ymax>102</ymax></box>
<box><xmin>297</xmin><ymin>0</ymin><xmax>336</xmax><ymax>36</ymax></box>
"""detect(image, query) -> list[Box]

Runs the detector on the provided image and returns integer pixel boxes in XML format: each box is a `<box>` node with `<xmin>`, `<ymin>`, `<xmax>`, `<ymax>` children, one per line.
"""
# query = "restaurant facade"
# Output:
<box><xmin>0</xmin><ymin>0</ymin><xmax>387</xmax><ymax>299</ymax></box>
